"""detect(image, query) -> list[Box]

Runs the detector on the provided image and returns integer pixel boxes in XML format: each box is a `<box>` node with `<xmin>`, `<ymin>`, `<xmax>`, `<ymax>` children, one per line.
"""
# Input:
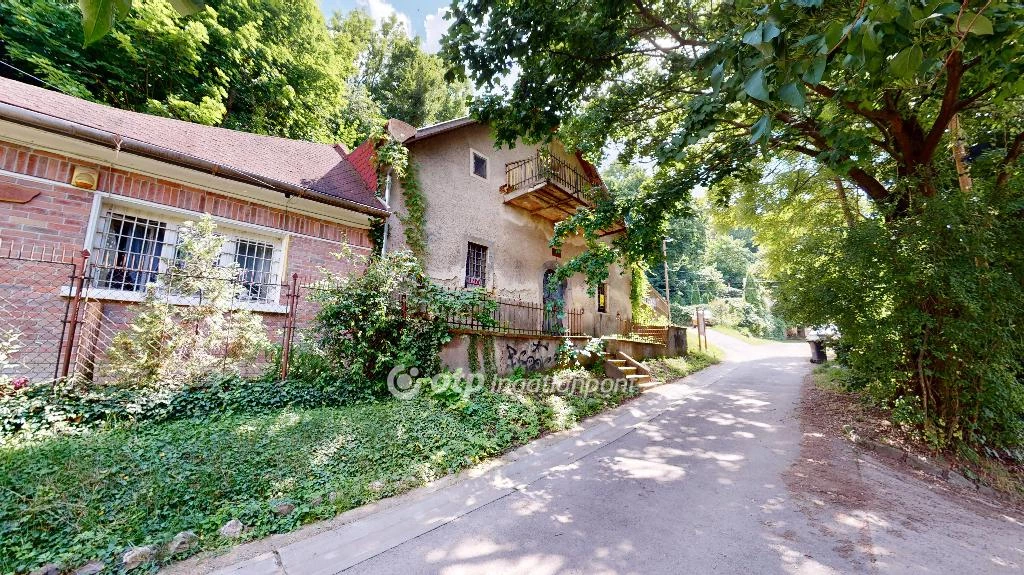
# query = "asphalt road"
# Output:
<box><xmin>198</xmin><ymin>331</ymin><xmax>1023</xmax><ymax>575</ymax></box>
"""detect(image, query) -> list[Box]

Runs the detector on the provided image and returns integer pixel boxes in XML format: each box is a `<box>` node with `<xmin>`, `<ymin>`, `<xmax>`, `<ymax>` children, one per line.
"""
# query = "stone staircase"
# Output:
<box><xmin>605</xmin><ymin>351</ymin><xmax>657</xmax><ymax>389</ymax></box>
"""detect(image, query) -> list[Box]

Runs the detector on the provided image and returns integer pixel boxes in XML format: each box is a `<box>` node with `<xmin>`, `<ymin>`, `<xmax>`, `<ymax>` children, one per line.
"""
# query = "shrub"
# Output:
<box><xmin>105</xmin><ymin>216</ymin><xmax>271</xmax><ymax>389</ymax></box>
<box><xmin>307</xmin><ymin>251</ymin><xmax>495</xmax><ymax>400</ymax></box>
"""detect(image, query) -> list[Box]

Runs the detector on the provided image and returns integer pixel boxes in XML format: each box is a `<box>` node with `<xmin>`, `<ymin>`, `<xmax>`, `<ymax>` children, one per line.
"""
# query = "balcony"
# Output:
<box><xmin>501</xmin><ymin>151</ymin><xmax>596</xmax><ymax>222</ymax></box>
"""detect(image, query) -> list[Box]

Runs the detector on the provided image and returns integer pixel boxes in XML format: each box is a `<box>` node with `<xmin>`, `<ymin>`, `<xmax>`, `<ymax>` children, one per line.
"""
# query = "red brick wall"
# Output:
<box><xmin>0</xmin><ymin>139</ymin><xmax>373</xmax><ymax>384</ymax></box>
<box><xmin>0</xmin><ymin>140</ymin><xmax>372</xmax><ymax>267</ymax></box>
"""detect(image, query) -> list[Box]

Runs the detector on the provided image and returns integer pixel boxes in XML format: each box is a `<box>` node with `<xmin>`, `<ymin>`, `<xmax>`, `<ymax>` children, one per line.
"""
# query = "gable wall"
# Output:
<box><xmin>387</xmin><ymin>123</ymin><xmax>633</xmax><ymax>337</ymax></box>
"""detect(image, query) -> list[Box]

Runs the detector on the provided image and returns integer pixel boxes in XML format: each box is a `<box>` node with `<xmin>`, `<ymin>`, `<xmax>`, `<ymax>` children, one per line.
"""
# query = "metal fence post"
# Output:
<box><xmin>60</xmin><ymin>249</ymin><xmax>90</xmax><ymax>380</ymax></box>
<box><xmin>280</xmin><ymin>273</ymin><xmax>299</xmax><ymax>381</ymax></box>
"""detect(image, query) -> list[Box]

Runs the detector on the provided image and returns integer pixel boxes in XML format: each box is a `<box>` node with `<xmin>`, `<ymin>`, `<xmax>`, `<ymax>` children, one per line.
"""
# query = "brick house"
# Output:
<box><xmin>0</xmin><ymin>78</ymin><xmax>386</xmax><ymax>380</ymax></box>
<box><xmin>0</xmin><ymin>78</ymin><xmax>660</xmax><ymax>381</ymax></box>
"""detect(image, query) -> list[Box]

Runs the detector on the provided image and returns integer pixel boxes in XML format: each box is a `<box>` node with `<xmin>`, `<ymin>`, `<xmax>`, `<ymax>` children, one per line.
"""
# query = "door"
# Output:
<box><xmin>542</xmin><ymin>269</ymin><xmax>566</xmax><ymax>334</ymax></box>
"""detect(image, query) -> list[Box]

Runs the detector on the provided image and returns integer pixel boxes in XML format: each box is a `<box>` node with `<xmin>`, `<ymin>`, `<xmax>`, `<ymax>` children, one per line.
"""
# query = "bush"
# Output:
<box><xmin>105</xmin><ymin>216</ymin><xmax>271</xmax><ymax>389</ymax></box>
<box><xmin>774</xmin><ymin>176</ymin><xmax>1024</xmax><ymax>449</ymax></box>
<box><xmin>306</xmin><ymin>251</ymin><xmax>495</xmax><ymax>400</ymax></box>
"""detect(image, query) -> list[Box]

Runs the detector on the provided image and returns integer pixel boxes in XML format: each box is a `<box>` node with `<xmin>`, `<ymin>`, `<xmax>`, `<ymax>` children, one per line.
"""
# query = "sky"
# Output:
<box><xmin>318</xmin><ymin>0</ymin><xmax>452</xmax><ymax>52</ymax></box>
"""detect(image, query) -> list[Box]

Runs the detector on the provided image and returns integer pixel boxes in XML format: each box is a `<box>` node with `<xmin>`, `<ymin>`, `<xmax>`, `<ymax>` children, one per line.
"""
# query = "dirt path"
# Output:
<box><xmin>787</xmin><ymin>376</ymin><xmax>1024</xmax><ymax>573</ymax></box>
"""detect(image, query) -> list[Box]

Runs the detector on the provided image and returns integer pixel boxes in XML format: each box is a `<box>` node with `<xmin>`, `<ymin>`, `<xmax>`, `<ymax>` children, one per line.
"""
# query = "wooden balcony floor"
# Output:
<box><xmin>502</xmin><ymin>181</ymin><xmax>589</xmax><ymax>222</ymax></box>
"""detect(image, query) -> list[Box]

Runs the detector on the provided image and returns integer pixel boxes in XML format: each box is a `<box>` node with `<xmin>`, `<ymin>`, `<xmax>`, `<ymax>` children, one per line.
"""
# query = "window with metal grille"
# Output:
<box><xmin>93</xmin><ymin>211</ymin><xmax>168</xmax><ymax>292</ymax></box>
<box><xmin>471</xmin><ymin>151</ymin><xmax>488</xmax><ymax>179</ymax></box>
<box><xmin>230</xmin><ymin>238</ymin><xmax>276</xmax><ymax>301</ymax></box>
<box><xmin>597</xmin><ymin>282</ymin><xmax>607</xmax><ymax>313</ymax></box>
<box><xmin>465</xmin><ymin>242</ymin><xmax>487</xmax><ymax>287</ymax></box>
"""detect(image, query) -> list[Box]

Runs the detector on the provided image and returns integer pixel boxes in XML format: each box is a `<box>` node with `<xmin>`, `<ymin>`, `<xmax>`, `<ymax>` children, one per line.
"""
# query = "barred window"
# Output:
<box><xmin>465</xmin><ymin>242</ymin><xmax>487</xmax><ymax>287</ymax></box>
<box><xmin>94</xmin><ymin>211</ymin><xmax>169</xmax><ymax>292</ymax></box>
<box><xmin>230</xmin><ymin>238</ymin><xmax>276</xmax><ymax>301</ymax></box>
<box><xmin>471</xmin><ymin>150</ymin><xmax>488</xmax><ymax>179</ymax></box>
<box><xmin>89</xmin><ymin>204</ymin><xmax>284</xmax><ymax>304</ymax></box>
<box><xmin>597</xmin><ymin>282</ymin><xmax>607</xmax><ymax>313</ymax></box>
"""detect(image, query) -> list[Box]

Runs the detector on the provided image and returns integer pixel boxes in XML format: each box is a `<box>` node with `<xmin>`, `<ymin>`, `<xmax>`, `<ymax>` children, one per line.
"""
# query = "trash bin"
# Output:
<box><xmin>808</xmin><ymin>340</ymin><xmax>826</xmax><ymax>364</ymax></box>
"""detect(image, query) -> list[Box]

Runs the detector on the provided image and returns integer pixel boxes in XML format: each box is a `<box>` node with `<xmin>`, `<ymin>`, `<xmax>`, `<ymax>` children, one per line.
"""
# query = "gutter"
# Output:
<box><xmin>0</xmin><ymin>102</ymin><xmax>391</xmax><ymax>219</ymax></box>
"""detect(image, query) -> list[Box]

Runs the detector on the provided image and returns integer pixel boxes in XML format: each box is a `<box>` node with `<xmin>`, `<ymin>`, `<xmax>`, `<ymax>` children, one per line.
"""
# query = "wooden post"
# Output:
<box><xmin>280</xmin><ymin>273</ymin><xmax>299</xmax><ymax>381</ymax></box>
<box><xmin>60</xmin><ymin>249</ymin><xmax>90</xmax><ymax>380</ymax></box>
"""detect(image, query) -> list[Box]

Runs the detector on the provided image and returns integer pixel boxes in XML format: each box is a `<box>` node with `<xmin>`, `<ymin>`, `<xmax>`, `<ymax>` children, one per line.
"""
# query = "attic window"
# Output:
<box><xmin>471</xmin><ymin>150</ymin><xmax>488</xmax><ymax>180</ymax></box>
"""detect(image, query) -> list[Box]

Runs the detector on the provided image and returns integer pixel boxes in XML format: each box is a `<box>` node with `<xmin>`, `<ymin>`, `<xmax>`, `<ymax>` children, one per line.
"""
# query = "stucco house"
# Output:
<box><xmin>372</xmin><ymin>118</ymin><xmax>638</xmax><ymax>371</ymax></box>
<box><xmin>385</xmin><ymin>118</ymin><xmax>632</xmax><ymax>329</ymax></box>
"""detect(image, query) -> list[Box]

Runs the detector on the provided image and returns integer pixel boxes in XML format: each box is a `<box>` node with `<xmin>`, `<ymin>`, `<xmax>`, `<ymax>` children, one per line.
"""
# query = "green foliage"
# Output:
<box><xmin>0</xmin><ymin>380</ymin><xmax>637</xmax><ymax>573</ymax></box>
<box><xmin>2</xmin><ymin>0</ymin><xmax>361</xmax><ymax>143</ymax></box>
<box><xmin>642</xmin><ymin>351</ymin><xmax>720</xmax><ymax>382</ymax></box>
<box><xmin>308</xmin><ymin>251</ymin><xmax>496</xmax><ymax>398</ymax></box>
<box><xmin>338</xmin><ymin>13</ymin><xmax>470</xmax><ymax>128</ymax></box>
<box><xmin>77</xmin><ymin>0</ymin><xmax>204</xmax><ymax>46</ymax></box>
<box><xmin>774</xmin><ymin>171</ymin><xmax>1024</xmax><ymax>448</ymax></box>
<box><xmin>105</xmin><ymin>216</ymin><xmax>270</xmax><ymax>389</ymax></box>
<box><xmin>398</xmin><ymin>159</ymin><xmax>428</xmax><ymax>262</ymax></box>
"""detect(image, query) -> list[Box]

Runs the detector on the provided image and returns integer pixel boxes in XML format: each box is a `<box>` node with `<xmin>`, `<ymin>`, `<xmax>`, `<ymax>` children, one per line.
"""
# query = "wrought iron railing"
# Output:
<box><xmin>503</xmin><ymin>150</ymin><xmax>596</xmax><ymax>204</ymax></box>
<box><xmin>441</xmin><ymin>291</ymin><xmax>586</xmax><ymax>337</ymax></box>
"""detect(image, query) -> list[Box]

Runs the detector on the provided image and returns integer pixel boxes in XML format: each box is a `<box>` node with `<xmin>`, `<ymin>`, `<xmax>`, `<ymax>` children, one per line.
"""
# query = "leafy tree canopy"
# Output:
<box><xmin>444</xmin><ymin>0</ymin><xmax>1024</xmax><ymax>231</ymax></box>
<box><xmin>1</xmin><ymin>0</ymin><xmax>360</xmax><ymax>143</ymax></box>
<box><xmin>334</xmin><ymin>13</ymin><xmax>471</xmax><ymax>129</ymax></box>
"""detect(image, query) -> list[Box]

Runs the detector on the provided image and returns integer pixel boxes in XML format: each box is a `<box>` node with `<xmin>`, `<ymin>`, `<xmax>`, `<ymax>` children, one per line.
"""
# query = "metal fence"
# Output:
<box><xmin>0</xmin><ymin>244</ymin><xmax>602</xmax><ymax>389</ymax></box>
<box><xmin>441</xmin><ymin>291</ymin><xmax>587</xmax><ymax>337</ymax></box>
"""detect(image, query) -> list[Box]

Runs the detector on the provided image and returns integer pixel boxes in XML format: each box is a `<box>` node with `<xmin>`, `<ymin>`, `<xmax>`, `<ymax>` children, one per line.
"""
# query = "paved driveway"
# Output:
<box><xmin>195</xmin><ymin>332</ymin><xmax>1023</xmax><ymax>575</ymax></box>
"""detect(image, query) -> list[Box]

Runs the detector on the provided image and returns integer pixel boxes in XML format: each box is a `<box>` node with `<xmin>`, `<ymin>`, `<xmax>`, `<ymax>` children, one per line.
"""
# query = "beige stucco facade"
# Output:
<box><xmin>385</xmin><ymin>122</ymin><xmax>633</xmax><ymax>337</ymax></box>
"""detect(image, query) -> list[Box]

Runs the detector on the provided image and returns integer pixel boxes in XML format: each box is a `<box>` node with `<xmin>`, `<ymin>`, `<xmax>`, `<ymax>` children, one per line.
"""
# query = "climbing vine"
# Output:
<box><xmin>630</xmin><ymin>263</ymin><xmax>658</xmax><ymax>324</ymax></box>
<box><xmin>399</xmin><ymin>159</ymin><xmax>428</xmax><ymax>263</ymax></box>
<box><xmin>481</xmin><ymin>335</ymin><xmax>497</xmax><ymax>382</ymax></box>
<box><xmin>368</xmin><ymin>217</ymin><xmax>386</xmax><ymax>256</ymax></box>
<box><xmin>467</xmin><ymin>334</ymin><xmax>481</xmax><ymax>374</ymax></box>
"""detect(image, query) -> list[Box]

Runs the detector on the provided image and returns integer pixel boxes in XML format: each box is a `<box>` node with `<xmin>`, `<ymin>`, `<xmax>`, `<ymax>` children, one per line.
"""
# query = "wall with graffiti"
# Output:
<box><xmin>440</xmin><ymin>334</ymin><xmax>569</xmax><ymax>375</ymax></box>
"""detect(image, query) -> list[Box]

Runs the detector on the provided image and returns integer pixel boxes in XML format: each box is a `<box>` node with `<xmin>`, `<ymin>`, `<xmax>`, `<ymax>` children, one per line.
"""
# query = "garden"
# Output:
<box><xmin>0</xmin><ymin>219</ymin><xmax>713</xmax><ymax>575</ymax></box>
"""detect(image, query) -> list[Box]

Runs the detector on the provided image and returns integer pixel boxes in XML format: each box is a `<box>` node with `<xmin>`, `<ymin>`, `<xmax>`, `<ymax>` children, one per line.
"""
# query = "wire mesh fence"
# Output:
<box><xmin>0</xmin><ymin>243</ymin><xmax>80</xmax><ymax>385</ymax></box>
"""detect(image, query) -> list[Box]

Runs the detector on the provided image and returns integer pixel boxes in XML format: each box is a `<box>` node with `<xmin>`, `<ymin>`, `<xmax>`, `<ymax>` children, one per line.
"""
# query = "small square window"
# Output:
<box><xmin>551</xmin><ymin>247</ymin><xmax>562</xmax><ymax>258</ymax></box>
<box><xmin>471</xmin><ymin>151</ymin><xmax>488</xmax><ymax>179</ymax></box>
<box><xmin>597</xmin><ymin>282</ymin><xmax>607</xmax><ymax>313</ymax></box>
<box><xmin>465</xmin><ymin>242</ymin><xmax>488</xmax><ymax>287</ymax></box>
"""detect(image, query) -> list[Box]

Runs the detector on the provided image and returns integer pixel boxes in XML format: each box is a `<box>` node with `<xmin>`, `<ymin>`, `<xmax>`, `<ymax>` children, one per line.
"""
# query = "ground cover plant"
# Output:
<box><xmin>0</xmin><ymin>373</ymin><xmax>639</xmax><ymax>574</ymax></box>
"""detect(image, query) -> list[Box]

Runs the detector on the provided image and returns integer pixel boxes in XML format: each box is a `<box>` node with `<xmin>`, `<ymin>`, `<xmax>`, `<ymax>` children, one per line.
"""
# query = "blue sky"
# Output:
<box><xmin>318</xmin><ymin>0</ymin><xmax>452</xmax><ymax>52</ymax></box>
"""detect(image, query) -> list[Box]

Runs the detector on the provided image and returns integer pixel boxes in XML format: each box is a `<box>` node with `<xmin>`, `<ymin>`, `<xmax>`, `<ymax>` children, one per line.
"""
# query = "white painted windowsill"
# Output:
<box><xmin>58</xmin><ymin>286</ymin><xmax>289</xmax><ymax>314</ymax></box>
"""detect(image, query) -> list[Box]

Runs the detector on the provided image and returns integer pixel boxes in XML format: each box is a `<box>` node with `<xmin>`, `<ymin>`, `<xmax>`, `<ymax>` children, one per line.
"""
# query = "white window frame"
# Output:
<box><xmin>69</xmin><ymin>195</ymin><xmax>288</xmax><ymax>312</ymax></box>
<box><xmin>469</xmin><ymin>148</ymin><xmax>489</xmax><ymax>181</ymax></box>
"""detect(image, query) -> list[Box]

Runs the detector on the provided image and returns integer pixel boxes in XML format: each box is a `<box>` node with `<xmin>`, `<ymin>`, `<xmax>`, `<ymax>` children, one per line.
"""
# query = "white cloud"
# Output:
<box><xmin>357</xmin><ymin>0</ymin><xmax>412</xmax><ymax>37</ymax></box>
<box><xmin>423</xmin><ymin>7</ymin><xmax>451</xmax><ymax>53</ymax></box>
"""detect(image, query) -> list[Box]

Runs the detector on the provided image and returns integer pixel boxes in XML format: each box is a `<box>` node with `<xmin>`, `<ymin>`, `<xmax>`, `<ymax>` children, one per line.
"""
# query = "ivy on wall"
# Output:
<box><xmin>466</xmin><ymin>333</ymin><xmax>497</xmax><ymax>381</ymax></box>
<box><xmin>399</xmin><ymin>159</ymin><xmax>428</xmax><ymax>263</ymax></box>
<box><xmin>630</xmin><ymin>263</ymin><xmax>658</xmax><ymax>324</ymax></box>
<box><xmin>368</xmin><ymin>217</ymin><xmax>386</xmax><ymax>256</ymax></box>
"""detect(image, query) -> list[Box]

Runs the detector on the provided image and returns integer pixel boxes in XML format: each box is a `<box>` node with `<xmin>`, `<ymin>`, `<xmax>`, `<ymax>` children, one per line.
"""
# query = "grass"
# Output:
<box><xmin>642</xmin><ymin>333</ymin><xmax>722</xmax><ymax>382</ymax></box>
<box><xmin>0</xmin><ymin>382</ymin><xmax>638</xmax><ymax>575</ymax></box>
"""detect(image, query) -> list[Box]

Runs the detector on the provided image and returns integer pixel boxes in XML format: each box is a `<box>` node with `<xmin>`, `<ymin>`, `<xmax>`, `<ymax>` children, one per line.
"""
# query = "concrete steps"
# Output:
<box><xmin>605</xmin><ymin>353</ymin><xmax>654</xmax><ymax>388</ymax></box>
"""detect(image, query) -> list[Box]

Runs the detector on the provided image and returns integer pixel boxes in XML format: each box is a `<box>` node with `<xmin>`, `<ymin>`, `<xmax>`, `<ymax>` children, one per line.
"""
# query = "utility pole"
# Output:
<box><xmin>662</xmin><ymin>238</ymin><xmax>672</xmax><ymax>325</ymax></box>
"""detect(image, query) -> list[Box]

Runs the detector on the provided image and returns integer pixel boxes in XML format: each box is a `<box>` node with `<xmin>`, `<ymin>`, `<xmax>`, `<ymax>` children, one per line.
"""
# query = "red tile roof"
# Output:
<box><xmin>0</xmin><ymin>78</ymin><xmax>386</xmax><ymax>213</ymax></box>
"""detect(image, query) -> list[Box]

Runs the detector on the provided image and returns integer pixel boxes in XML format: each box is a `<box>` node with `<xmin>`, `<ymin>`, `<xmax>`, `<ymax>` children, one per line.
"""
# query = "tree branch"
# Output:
<box><xmin>631</xmin><ymin>0</ymin><xmax>707</xmax><ymax>47</ymax></box>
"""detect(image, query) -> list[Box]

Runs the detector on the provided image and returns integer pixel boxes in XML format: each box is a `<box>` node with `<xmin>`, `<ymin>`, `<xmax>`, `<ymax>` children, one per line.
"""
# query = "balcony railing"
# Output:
<box><xmin>503</xmin><ymin>151</ymin><xmax>595</xmax><ymax>205</ymax></box>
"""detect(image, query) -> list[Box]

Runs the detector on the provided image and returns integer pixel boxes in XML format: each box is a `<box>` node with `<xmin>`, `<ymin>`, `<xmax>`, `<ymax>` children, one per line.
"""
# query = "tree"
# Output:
<box><xmin>332</xmin><ymin>12</ymin><xmax>471</xmax><ymax>128</ymax></box>
<box><xmin>2</xmin><ymin>0</ymin><xmax>360</xmax><ymax>143</ymax></box>
<box><xmin>78</xmin><ymin>0</ymin><xmax>204</xmax><ymax>46</ymax></box>
<box><xmin>444</xmin><ymin>0</ymin><xmax>1024</xmax><ymax>447</ymax></box>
